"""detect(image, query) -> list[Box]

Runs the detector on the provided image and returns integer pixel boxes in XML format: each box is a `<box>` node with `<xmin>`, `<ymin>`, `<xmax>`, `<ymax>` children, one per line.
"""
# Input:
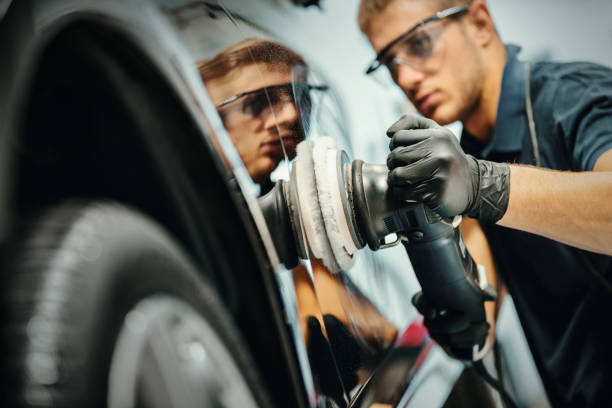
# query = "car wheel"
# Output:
<box><xmin>0</xmin><ymin>201</ymin><xmax>270</xmax><ymax>408</ymax></box>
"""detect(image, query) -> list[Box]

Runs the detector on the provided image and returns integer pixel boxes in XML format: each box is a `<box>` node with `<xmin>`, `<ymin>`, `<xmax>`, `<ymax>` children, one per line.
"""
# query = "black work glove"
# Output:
<box><xmin>412</xmin><ymin>291</ymin><xmax>490</xmax><ymax>361</ymax></box>
<box><xmin>386</xmin><ymin>114</ymin><xmax>511</xmax><ymax>224</ymax></box>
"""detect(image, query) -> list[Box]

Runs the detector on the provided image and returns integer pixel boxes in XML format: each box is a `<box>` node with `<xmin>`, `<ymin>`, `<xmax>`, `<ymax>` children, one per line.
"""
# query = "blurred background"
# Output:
<box><xmin>220</xmin><ymin>0</ymin><xmax>612</xmax><ymax>165</ymax></box>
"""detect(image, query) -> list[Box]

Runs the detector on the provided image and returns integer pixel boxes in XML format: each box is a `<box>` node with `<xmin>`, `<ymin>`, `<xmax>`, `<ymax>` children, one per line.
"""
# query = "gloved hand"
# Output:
<box><xmin>412</xmin><ymin>291</ymin><xmax>490</xmax><ymax>361</ymax></box>
<box><xmin>386</xmin><ymin>114</ymin><xmax>511</xmax><ymax>224</ymax></box>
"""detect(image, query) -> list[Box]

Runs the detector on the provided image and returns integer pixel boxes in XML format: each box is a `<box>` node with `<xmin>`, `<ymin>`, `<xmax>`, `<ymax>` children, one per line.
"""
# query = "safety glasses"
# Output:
<box><xmin>216</xmin><ymin>82</ymin><xmax>328</xmax><ymax>124</ymax></box>
<box><xmin>365</xmin><ymin>5</ymin><xmax>470</xmax><ymax>76</ymax></box>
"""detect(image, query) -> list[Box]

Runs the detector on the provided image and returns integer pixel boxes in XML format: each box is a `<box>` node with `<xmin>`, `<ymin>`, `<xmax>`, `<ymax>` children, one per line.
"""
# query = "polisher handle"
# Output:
<box><xmin>403</xmin><ymin>223</ymin><xmax>486</xmax><ymax>314</ymax></box>
<box><xmin>399</xmin><ymin>205</ymin><xmax>496</xmax><ymax>360</ymax></box>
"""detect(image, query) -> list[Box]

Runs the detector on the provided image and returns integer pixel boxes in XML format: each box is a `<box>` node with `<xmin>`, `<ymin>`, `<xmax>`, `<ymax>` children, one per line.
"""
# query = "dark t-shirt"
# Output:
<box><xmin>460</xmin><ymin>45</ymin><xmax>612</xmax><ymax>407</ymax></box>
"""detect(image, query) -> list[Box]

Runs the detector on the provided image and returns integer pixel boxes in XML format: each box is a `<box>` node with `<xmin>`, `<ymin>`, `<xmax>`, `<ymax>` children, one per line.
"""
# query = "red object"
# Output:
<box><xmin>396</xmin><ymin>316</ymin><xmax>429</xmax><ymax>347</ymax></box>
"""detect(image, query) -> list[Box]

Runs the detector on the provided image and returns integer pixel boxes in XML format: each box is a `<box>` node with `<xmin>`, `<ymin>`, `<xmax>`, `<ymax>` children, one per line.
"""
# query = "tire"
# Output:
<box><xmin>0</xmin><ymin>201</ymin><xmax>270</xmax><ymax>408</ymax></box>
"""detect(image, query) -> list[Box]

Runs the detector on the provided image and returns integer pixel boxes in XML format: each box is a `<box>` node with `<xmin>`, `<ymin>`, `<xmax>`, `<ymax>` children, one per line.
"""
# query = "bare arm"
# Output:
<box><xmin>498</xmin><ymin>149</ymin><xmax>612</xmax><ymax>255</ymax></box>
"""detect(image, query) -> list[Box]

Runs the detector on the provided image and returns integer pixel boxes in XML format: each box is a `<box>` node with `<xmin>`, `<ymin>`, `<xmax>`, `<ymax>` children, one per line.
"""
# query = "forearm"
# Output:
<box><xmin>498</xmin><ymin>165</ymin><xmax>612</xmax><ymax>255</ymax></box>
<box><xmin>384</xmin><ymin>114</ymin><xmax>612</xmax><ymax>253</ymax></box>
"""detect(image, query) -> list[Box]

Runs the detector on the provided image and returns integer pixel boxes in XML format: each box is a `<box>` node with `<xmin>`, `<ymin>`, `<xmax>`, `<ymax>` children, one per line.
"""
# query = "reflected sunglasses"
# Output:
<box><xmin>216</xmin><ymin>82</ymin><xmax>329</xmax><ymax>119</ymax></box>
<box><xmin>365</xmin><ymin>5</ymin><xmax>470</xmax><ymax>75</ymax></box>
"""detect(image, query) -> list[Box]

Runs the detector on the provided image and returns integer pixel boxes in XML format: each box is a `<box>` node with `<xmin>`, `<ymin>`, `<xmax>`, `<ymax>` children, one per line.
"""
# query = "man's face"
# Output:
<box><xmin>206</xmin><ymin>64</ymin><xmax>303</xmax><ymax>184</ymax></box>
<box><xmin>366</xmin><ymin>0</ymin><xmax>484</xmax><ymax>125</ymax></box>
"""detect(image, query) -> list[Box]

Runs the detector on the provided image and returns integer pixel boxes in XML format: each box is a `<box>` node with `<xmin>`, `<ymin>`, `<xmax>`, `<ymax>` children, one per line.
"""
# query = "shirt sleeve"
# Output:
<box><xmin>552</xmin><ymin>65</ymin><xmax>612</xmax><ymax>171</ymax></box>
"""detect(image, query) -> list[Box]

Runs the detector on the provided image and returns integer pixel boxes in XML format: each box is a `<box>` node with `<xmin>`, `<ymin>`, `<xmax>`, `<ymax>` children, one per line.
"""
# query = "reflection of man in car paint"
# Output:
<box><xmin>199</xmin><ymin>39</ymin><xmax>398</xmax><ymax>401</ymax></box>
<box><xmin>198</xmin><ymin>39</ymin><xmax>306</xmax><ymax>192</ymax></box>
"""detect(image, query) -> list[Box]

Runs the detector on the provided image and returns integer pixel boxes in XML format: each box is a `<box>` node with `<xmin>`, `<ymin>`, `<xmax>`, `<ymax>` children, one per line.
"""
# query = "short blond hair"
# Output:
<box><xmin>358</xmin><ymin>0</ymin><xmax>473</xmax><ymax>34</ymax></box>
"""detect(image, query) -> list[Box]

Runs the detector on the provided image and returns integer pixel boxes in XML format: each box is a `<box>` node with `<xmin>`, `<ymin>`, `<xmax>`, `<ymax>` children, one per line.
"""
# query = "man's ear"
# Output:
<box><xmin>465</xmin><ymin>0</ymin><xmax>497</xmax><ymax>48</ymax></box>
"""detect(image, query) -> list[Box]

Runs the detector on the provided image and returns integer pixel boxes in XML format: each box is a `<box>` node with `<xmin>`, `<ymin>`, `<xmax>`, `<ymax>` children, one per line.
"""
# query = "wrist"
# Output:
<box><xmin>466</xmin><ymin>158</ymin><xmax>511</xmax><ymax>224</ymax></box>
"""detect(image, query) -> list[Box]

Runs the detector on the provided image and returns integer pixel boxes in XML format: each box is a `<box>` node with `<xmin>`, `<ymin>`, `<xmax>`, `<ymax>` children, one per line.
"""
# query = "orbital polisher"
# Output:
<box><xmin>258</xmin><ymin>137</ymin><xmax>497</xmax><ymax>361</ymax></box>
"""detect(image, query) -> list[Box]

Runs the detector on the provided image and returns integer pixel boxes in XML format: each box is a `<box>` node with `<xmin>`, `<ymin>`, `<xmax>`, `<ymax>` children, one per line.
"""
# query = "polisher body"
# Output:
<box><xmin>350</xmin><ymin>159</ymin><xmax>497</xmax><ymax>360</ymax></box>
<box><xmin>257</xmin><ymin>138</ymin><xmax>496</xmax><ymax>360</ymax></box>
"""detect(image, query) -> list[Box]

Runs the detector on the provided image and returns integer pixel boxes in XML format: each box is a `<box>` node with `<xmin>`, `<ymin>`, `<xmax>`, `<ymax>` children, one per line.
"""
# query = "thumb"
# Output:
<box><xmin>387</xmin><ymin>113</ymin><xmax>439</xmax><ymax>137</ymax></box>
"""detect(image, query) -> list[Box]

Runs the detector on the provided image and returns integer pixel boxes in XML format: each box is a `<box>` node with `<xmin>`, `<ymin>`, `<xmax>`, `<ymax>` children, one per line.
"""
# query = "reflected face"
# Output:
<box><xmin>366</xmin><ymin>0</ymin><xmax>484</xmax><ymax>125</ymax></box>
<box><xmin>206</xmin><ymin>64</ymin><xmax>303</xmax><ymax>184</ymax></box>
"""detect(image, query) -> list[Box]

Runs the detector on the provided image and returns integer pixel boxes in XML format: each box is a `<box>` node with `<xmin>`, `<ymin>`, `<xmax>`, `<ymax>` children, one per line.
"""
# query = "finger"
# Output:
<box><xmin>412</xmin><ymin>292</ymin><xmax>436</xmax><ymax>319</ymax></box>
<box><xmin>387</xmin><ymin>156</ymin><xmax>439</xmax><ymax>187</ymax></box>
<box><xmin>386</xmin><ymin>113</ymin><xmax>439</xmax><ymax>137</ymax></box>
<box><xmin>388</xmin><ymin>129</ymin><xmax>437</xmax><ymax>150</ymax></box>
<box><xmin>445</xmin><ymin>321</ymin><xmax>489</xmax><ymax>347</ymax></box>
<box><xmin>387</xmin><ymin>144</ymin><xmax>431</xmax><ymax>169</ymax></box>
<box><xmin>389</xmin><ymin>179</ymin><xmax>438</xmax><ymax>204</ymax></box>
<box><xmin>388</xmin><ymin>165</ymin><xmax>419</xmax><ymax>189</ymax></box>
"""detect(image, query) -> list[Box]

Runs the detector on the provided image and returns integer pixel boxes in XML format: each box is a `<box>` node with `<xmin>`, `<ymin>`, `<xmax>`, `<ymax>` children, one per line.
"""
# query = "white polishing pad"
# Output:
<box><xmin>293</xmin><ymin>140</ymin><xmax>339</xmax><ymax>272</ymax></box>
<box><xmin>312</xmin><ymin>137</ymin><xmax>355</xmax><ymax>271</ymax></box>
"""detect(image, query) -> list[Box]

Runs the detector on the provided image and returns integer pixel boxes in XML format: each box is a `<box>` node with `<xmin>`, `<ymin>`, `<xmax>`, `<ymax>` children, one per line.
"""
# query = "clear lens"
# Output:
<box><xmin>386</xmin><ymin>21</ymin><xmax>445</xmax><ymax>75</ymax></box>
<box><xmin>217</xmin><ymin>85</ymin><xmax>297</xmax><ymax>128</ymax></box>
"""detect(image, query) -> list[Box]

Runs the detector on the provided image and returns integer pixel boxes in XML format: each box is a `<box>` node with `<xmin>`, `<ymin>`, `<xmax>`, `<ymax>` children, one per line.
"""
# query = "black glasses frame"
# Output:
<box><xmin>365</xmin><ymin>4</ymin><xmax>471</xmax><ymax>75</ymax></box>
<box><xmin>216</xmin><ymin>82</ymin><xmax>329</xmax><ymax>109</ymax></box>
